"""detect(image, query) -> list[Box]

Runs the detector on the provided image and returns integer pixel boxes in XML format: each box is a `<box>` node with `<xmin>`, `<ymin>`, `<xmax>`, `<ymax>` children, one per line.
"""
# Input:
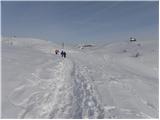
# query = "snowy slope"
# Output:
<box><xmin>82</xmin><ymin>40</ymin><xmax>159</xmax><ymax>118</ymax></box>
<box><xmin>2</xmin><ymin>37</ymin><xmax>158</xmax><ymax>118</ymax></box>
<box><xmin>2</xmin><ymin>37</ymin><xmax>60</xmax><ymax>54</ymax></box>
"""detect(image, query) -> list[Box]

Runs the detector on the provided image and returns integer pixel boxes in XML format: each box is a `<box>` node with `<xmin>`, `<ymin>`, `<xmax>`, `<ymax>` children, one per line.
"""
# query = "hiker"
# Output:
<box><xmin>63</xmin><ymin>51</ymin><xmax>66</xmax><ymax>58</ymax></box>
<box><xmin>55</xmin><ymin>49</ymin><xmax>59</xmax><ymax>55</ymax></box>
<box><xmin>55</xmin><ymin>50</ymin><xmax>57</xmax><ymax>54</ymax></box>
<box><xmin>61</xmin><ymin>50</ymin><xmax>64</xmax><ymax>57</ymax></box>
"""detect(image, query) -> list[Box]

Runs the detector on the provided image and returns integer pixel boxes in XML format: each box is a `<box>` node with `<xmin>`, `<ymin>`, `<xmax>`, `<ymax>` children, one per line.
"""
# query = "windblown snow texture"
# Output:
<box><xmin>2</xmin><ymin>38</ymin><xmax>158</xmax><ymax>118</ymax></box>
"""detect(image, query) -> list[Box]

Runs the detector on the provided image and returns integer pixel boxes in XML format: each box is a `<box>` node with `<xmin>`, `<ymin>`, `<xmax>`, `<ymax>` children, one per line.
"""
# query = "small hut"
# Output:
<box><xmin>130</xmin><ymin>37</ymin><xmax>136</xmax><ymax>42</ymax></box>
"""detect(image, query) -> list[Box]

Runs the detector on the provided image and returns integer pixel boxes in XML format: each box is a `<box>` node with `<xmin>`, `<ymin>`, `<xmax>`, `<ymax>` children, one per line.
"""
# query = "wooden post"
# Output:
<box><xmin>62</xmin><ymin>42</ymin><xmax>64</xmax><ymax>49</ymax></box>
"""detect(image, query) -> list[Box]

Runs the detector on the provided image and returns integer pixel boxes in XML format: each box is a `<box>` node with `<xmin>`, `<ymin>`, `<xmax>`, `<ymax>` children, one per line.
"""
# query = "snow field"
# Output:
<box><xmin>9</xmin><ymin>59</ymin><xmax>74</xmax><ymax>118</ymax></box>
<box><xmin>2</xmin><ymin>37</ymin><xmax>158</xmax><ymax>118</ymax></box>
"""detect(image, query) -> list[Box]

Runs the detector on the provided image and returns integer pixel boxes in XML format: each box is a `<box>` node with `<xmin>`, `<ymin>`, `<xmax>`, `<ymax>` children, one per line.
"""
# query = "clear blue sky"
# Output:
<box><xmin>1</xmin><ymin>1</ymin><xmax>159</xmax><ymax>44</ymax></box>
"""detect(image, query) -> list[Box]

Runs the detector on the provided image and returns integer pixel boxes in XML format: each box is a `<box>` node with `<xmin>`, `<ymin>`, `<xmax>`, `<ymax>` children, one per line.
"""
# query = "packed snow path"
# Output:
<box><xmin>71</xmin><ymin>61</ymin><xmax>104</xmax><ymax>118</ymax></box>
<box><xmin>13</xmin><ymin>59</ymin><xmax>74</xmax><ymax>118</ymax></box>
<box><xmin>2</xmin><ymin>46</ymin><xmax>104</xmax><ymax>118</ymax></box>
<box><xmin>6</xmin><ymin>55</ymin><xmax>104</xmax><ymax>118</ymax></box>
<box><xmin>2</xmin><ymin>38</ymin><xmax>158</xmax><ymax>118</ymax></box>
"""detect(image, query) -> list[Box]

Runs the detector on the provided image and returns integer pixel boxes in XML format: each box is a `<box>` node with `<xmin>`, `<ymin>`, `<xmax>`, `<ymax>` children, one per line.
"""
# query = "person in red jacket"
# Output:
<box><xmin>55</xmin><ymin>49</ymin><xmax>59</xmax><ymax>55</ymax></box>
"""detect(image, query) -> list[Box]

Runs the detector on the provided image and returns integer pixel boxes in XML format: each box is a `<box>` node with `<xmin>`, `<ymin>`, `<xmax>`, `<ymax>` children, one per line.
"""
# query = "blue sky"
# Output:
<box><xmin>1</xmin><ymin>1</ymin><xmax>159</xmax><ymax>44</ymax></box>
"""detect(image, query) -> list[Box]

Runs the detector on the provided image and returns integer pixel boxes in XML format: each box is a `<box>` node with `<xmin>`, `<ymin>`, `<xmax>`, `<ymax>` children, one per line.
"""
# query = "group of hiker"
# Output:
<box><xmin>54</xmin><ymin>49</ymin><xmax>67</xmax><ymax>58</ymax></box>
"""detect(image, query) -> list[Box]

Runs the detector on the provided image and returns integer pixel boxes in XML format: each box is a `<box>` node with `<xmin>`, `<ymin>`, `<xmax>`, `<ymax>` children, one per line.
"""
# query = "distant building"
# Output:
<box><xmin>130</xmin><ymin>37</ymin><xmax>136</xmax><ymax>42</ymax></box>
<box><xmin>78</xmin><ymin>44</ymin><xmax>94</xmax><ymax>49</ymax></box>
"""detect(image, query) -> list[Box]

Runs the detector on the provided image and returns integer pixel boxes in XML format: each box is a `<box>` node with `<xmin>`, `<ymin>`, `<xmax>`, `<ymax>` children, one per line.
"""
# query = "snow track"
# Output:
<box><xmin>9</xmin><ymin>59</ymin><xmax>74</xmax><ymax>118</ymax></box>
<box><xmin>9</xmin><ymin>57</ymin><xmax>104</xmax><ymax>118</ymax></box>
<box><xmin>72</xmin><ymin>62</ymin><xmax>104</xmax><ymax>118</ymax></box>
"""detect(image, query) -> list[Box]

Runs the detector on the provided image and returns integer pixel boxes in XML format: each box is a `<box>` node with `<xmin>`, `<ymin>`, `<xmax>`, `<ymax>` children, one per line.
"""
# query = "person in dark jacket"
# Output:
<box><xmin>61</xmin><ymin>50</ymin><xmax>64</xmax><ymax>57</ymax></box>
<box><xmin>63</xmin><ymin>51</ymin><xmax>66</xmax><ymax>58</ymax></box>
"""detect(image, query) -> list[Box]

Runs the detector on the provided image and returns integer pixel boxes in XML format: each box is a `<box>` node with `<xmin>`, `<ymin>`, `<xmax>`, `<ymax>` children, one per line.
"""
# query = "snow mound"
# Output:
<box><xmin>98</xmin><ymin>40</ymin><xmax>158</xmax><ymax>57</ymax></box>
<box><xmin>2</xmin><ymin>37</ymin><xmax>61</xmax><ymax>54</ymax></box>
<box><xmin>96</xmin><ymin>40</ymin><xmax>158</xmax><ymax>76</ymax></box>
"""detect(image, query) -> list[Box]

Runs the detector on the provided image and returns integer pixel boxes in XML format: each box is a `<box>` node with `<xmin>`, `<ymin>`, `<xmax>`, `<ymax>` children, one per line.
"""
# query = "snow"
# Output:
<box><xmin>2</xmin><ymin>37</ymin><xmax>158</xmax><ymax>118</ymax></box>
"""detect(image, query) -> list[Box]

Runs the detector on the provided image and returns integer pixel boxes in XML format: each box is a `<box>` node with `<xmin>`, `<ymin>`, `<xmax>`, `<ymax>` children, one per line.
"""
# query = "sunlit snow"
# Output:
<box><xmin>2</xmin><ymin>37</ymin><xmax>158</xmax><ymax>118</ymax></box>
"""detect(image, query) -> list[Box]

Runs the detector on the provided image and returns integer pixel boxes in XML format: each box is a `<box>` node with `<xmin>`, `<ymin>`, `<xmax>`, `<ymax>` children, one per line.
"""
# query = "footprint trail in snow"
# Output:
<box><xmin>9</xmin><ymin>58</ymin><xmax>104</xmax><ymax>118</ymax></box>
